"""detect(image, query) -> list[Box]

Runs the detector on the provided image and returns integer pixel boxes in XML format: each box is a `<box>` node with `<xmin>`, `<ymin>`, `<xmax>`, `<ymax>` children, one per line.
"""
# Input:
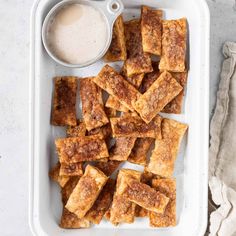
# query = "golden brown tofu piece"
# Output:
<box><xmin>141</xmin><ymin>6</ymin><xmax>163</xmax><ymax>55</ymax></box>
<box><xmin>162</xmin><ymin>72</ymin><xmax>188</xmax><ymax>114</ymax></box>
<box><xmin>109</xmin><ymin>137</ymin><xmax>136</xmax><ymax>161</ymax></box>
<box><xmin>93</xmin><ymin>65</ymin><xmax>141</xmax><ymax>111</ymax></box>
<box><xmin>60</xmin><ymin>208</ymin><xmax>90</xmax><ymax>229</ymax></box>
<box><xmin>124</xmin><ymin>19</ymin><xmax>153</xmax><ymax>76</ymax></box>
<box><xmin>66</xmin><ymin>121</ymin><xmax>86</xmax><ymax>137</ymax></box>
<box><xmin>147</xmin><ymin>118</ymin><xmax>188</xmax><ymax>177</ymax></box>
<box><xmin>49</xmin><ymin>163</ymin><xmax>70</xmax><ymax>187</ymax></box>
<box><xmin>85</xmin><ymin>179</ymin><xmax>115</xmax><ymax>224</ymax></box>
<box><xmin>109</xmin><ymin>169</ymin><xmax>141</xmax><ymax>225</ymax></box>
<box><xmin>55</xmin><ymin>135</ymin><xmax>109</xmax><ymax>164</ymax></box>
<box><xmin>121</xmin><ymin>179</ymin><xmax>169</xmax><ymax>214</ymax></box>
<box><xmin>128</xmin><ymin>138</ymin><xmax>154</xmax><ymax>166</ymax></box>
<box><xmin>104</xmin><ymin>15</ymin><xmax>127</xmax><ymax>62</ymax></box>
<box><xmin>80</xmin><ymin>78</ymin><xmax>109</xmax><ymax>131</ymax></box>
<box><xmin>65</xmin><ymin>165</ymin><xmax>108</xmax><ymax>218</ymax></box>
<box><xmin>110</xmin><ymin>114</ymin><xmax>162</xmax><ymax>139</ymax></box>
<box><xmin>159</xmin><ymin>18</ymin><xmax>187</xmax><ymax>72</ymax></box>
<box><xmin>51</xmin><ymin>77</ymin><xmax>77</xmax><ymax>126</ymax></box>
<box><xmin>95</xmin><ymin>160</ymin><xmax>122</xmax><ymax>176</ymax></box>
<box><xmin>59</xmin><ymin>162</ymin><xmax>83</xmax><ymax>177</ymax></box>
<box><xmin>134</xmin><ymin>71</ymin><xmax>183</xmax><ymax>123</ymax></box>
<box><xmin>149</xmin><ymin>178</ymin><xmax>176</xmax><ymax>227</ymax></box>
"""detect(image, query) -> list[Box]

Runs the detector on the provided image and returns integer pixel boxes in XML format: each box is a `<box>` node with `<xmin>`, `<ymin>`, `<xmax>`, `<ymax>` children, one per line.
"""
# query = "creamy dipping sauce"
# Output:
<box><xmin>46</xmin><ymin>4</ymin><xmax>108</xmax><ymax>65</ymax></box>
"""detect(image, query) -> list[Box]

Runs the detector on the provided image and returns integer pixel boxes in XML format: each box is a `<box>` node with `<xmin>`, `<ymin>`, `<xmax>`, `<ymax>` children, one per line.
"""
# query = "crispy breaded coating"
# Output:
<box><xmin>59</xmin><ymin>162</ymin><xmax>83</xmax><ymax>177</ymax></box>
<box><xmin>159</xmin><ymin>18</ymin><xmax>187</xmax><ymax>72</ymax></box>
<box><xmin>55</xmin><ymin>135</ymin><xmax>109</xmax><ymax>163</ymax></box>
<box><xmin>147</xmin><ymin>118</ymin><xmax>188</xmax><ymax>177</ymax></box>
<box><xmin>109</xmin><ymin>169</ymin><xmax>141</xmax><ymax>225</ymax></box>
<box><xmin>93</xmin><ymin>65</ymin><xmax>141</xmax><ymax>111</ymax></box>
<box><xmin>162</xmin><ymin>72</ymin><xmax>188</xmax><ymax>114</ymax></box>
<box><xmin>149</xmin><ymin>178</ymin><xmax>176</xmax><ymax>227</ymax></box>
<box><xmin>66</xmin><ymin>120</ymin><xmax>86</xmax><ymax>137</ymax></box>
<box><xmin>51</xmin><ymin>77</ymin><xmax>77</xmax><ymax>126</ymax></box>
<box><xmin>104</xmin><ymin>16</ymin><xmax>127</xmax><ymax>62</ymax></box>
<box><xmin>49</xmin><ymin>162</ymin><xmax>70</xmax><ymax>187</ymax></box>
<box><xmin>124</xmin><ymin>19</ymin><xmax>153</xmax><ymax>76</ymax></box>
<box><xmin>128</xmin><ymin>138</ymin><xmax>153</xmax><ymax>166</ymax></box>
<box><xmin>134</xmin><ymin>71</ymin><xmax>183</xmax><ymax>123</ymax></box>
<box><xmin>110</xmin><ymin>114</ymin><xmax>162</xmax><ymax>139</ymax></box>
<box><xmin>121</xmin><ymin>179</ymin><xmax>169</xmax><ymax>214</ymax></box>
<box><xmin>65</xmin><ymin>165</ymin><xmax>108</xmax><ymax>218</ymax></box>
<box><xmin>80</xmin><ymin>78</ymin><xmax>109</xmax><ymax>131</ymax></box>
<box><xmin>95</xmin><ymin>160</ymin><xmax>122</xmax><ymax>176</ymax></box>
<box><xmin>109</xmin><ymin>137</ymin><xmax>136</xmax><ymax>161</ymax></box>
<box><xmin>141</xmin><ymin>6</ymin><xmax>163</xmax><ymax>55</ymax></box>
<box><xmin>60</xmin><ymin>208</ymin><xmax>90</xmax><ymax>229</ymax></box>
<box><xmin>85</xmin><ymin>179</ymin><xmax>115</xmax><ymax>224</ymax></box>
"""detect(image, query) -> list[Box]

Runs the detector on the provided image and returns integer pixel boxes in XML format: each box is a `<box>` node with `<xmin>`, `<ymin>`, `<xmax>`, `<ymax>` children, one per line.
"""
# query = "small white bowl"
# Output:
<box><xmin>42</xmin><ymin>0</ymin><xmax>124</xmax><ymax>68</ymax></box>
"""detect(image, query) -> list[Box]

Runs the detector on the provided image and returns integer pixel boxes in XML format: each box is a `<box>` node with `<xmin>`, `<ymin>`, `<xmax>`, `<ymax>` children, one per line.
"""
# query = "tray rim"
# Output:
<box><xmin>29</xmin><ymin>0</ymin><xmax>210</xmax><ymax>235</ymax></box>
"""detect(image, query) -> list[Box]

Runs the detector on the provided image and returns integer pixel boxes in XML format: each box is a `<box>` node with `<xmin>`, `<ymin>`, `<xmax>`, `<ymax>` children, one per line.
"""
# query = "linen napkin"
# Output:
<box><xmin>207</xmin><ymin>42</ymin><xmax>236</xmax><ymax>236</ymax></box>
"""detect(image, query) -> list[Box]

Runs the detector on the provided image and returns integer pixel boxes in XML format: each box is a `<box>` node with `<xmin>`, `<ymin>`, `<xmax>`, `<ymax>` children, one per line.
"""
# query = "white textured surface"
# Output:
<box><xmin>0</xmin><ymin>0</ymin><xmax>235</xmax><ymax>235</ymax></box>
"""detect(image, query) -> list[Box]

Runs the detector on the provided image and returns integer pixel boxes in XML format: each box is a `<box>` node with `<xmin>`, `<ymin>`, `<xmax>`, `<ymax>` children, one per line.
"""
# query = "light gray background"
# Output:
<box><xmin>0</xmin><ymin>0</ymin><xmax>235</xmax><ymax>235</ymax></box>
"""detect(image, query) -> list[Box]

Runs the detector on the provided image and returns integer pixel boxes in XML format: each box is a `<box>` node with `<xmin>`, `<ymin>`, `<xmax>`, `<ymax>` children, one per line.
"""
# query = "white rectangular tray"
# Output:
<box><xmin>29</xmin><ymin>0</ymin><xmax>210</xmax><ymax>235</ymax></box>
